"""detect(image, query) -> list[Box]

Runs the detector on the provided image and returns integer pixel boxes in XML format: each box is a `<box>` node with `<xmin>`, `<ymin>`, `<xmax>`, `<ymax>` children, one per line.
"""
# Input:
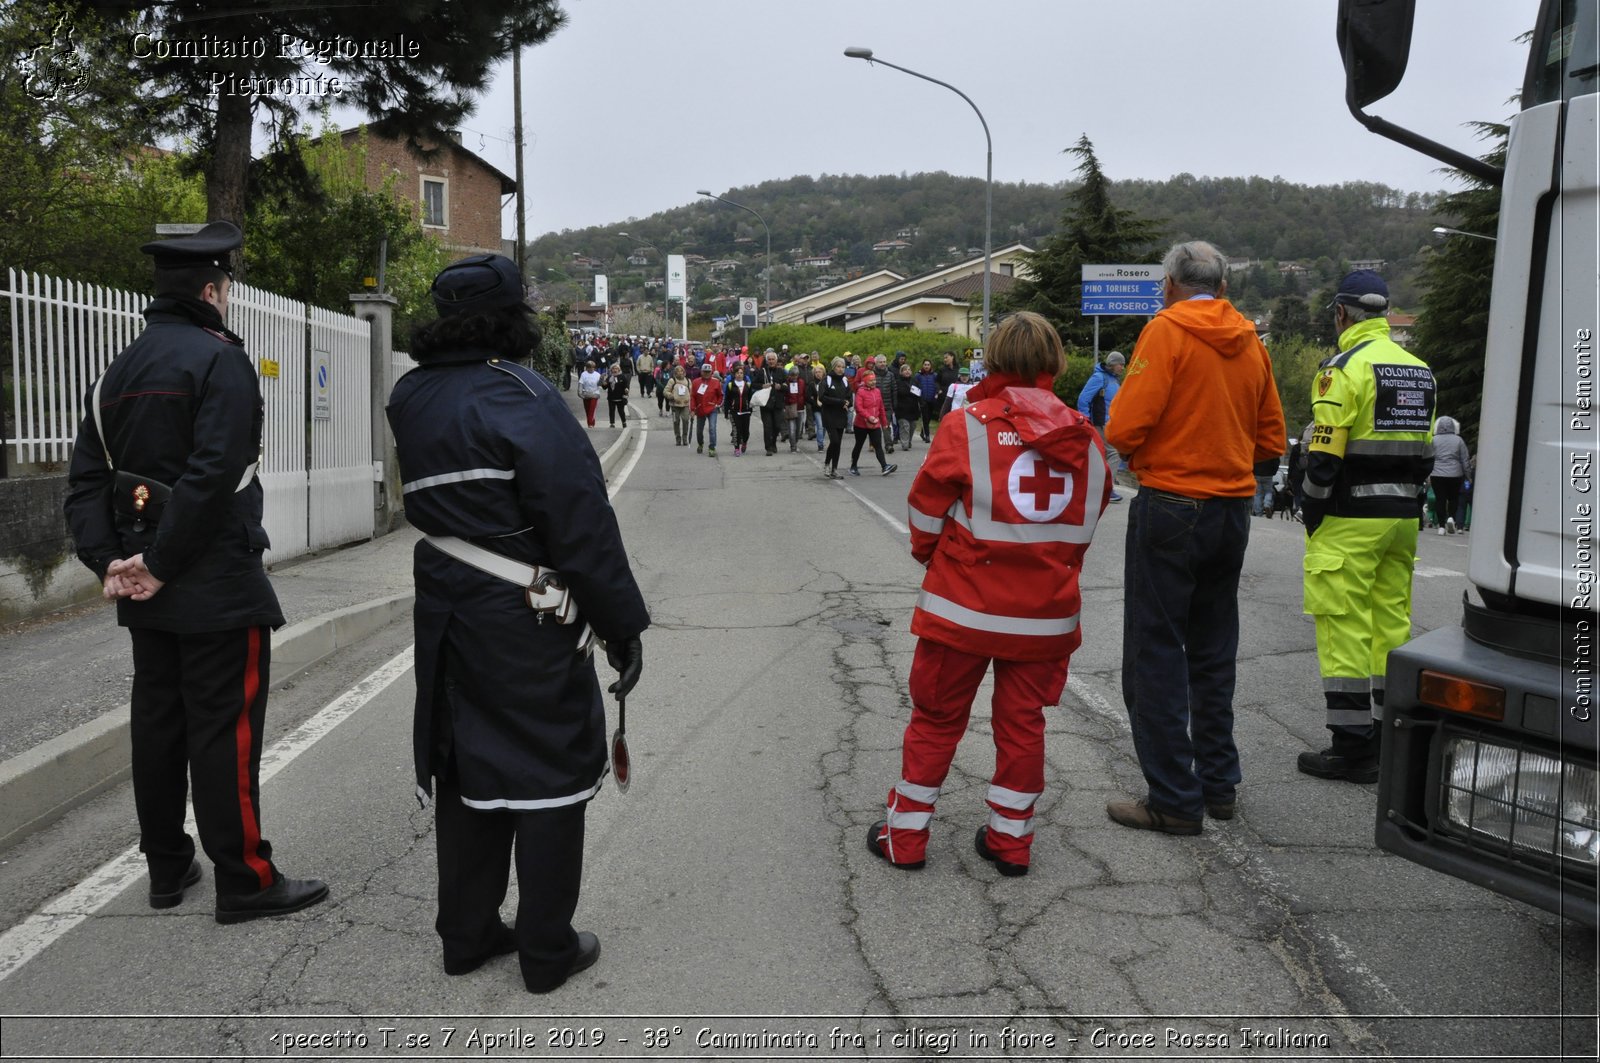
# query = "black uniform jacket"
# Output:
<box><xmin>386</xmin><ymin>353</ymin><xmax>650</xmax><ymax>808</ymax></box>
<box><xmin>63</xmin><ymin>298</ymin><xmax>283</xmax><ymax>633</ymax></box>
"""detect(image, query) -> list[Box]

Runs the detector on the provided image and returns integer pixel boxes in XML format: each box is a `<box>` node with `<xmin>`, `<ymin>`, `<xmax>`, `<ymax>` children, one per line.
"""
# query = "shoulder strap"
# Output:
<box><xmin>91</xmin><ymin>375</ymin><xmax>113</xmax><ymax>470</ymax></box>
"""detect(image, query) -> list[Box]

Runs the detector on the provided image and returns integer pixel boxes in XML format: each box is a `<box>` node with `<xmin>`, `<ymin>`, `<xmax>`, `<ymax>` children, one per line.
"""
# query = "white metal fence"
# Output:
<box><xmin>4</xmin><ymin>268</ymin><xmax>374</xmax><ymax>561</ymax></box>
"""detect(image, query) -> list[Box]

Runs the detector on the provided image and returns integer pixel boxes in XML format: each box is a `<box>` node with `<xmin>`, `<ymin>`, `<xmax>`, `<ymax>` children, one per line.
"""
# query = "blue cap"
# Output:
<box><xmin>1331</xmin><ymin>269</ymin><xmax>1389</xmax><ymax>311</ymax></box>
<box><xmin>430</xmin><ymin>254</ymin><xmax>527</xmax><ymax>317</ymax></box>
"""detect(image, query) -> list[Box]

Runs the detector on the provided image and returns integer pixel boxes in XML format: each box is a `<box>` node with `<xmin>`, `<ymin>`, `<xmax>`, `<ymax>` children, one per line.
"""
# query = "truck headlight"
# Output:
<box><xmin>1441</xmin><ymin>736</ymin><xmax>1599</xmax><ymax>869</ymax></box>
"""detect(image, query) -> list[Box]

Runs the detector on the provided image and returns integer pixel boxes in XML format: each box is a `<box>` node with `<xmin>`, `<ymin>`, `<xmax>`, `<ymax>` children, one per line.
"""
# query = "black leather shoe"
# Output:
<box><xmin>443</xmin><ymin>922</ymin><xmax>516</xmax><ymax>976</ymax></box>
<box><xmin>1205</xmin><ymin>799</ymin><xmax>1237</xmax><ymax>821</ymax></box>
<box><xmin>524</xmin><ymin>931</ymin><xmax>601</xmax><ymax>994</ymax></box>
<box><xmin>215</xmin><ymin>875</ymin><xmax>329</xmax><ymax>924</ymax></box>
<box><xmin>149</xmin><ymin>860</ymin><xmax>202</xmax><ymax>909</ymax></box>
<box><xmin>865</xmin><ymin>820</ymin><xmax>924</xmax><ymax>870</ymax></box>
<box><xmin>1297</xmin><ymin>747</ymin><xmax>1380</xmax><ymax>783</ymax></box>
<box><xmin>973</xmin><ymin>827</ymin><xmax>1028</xmax><ymax>877</ymax></box>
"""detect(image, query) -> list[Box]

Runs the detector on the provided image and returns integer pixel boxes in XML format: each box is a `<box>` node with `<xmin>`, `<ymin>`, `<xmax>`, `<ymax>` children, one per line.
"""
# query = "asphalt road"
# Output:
<box><xmin>0</xmin><ymin>408</ymin><xmax>1593</xmax><ymax>1061</ymax></box>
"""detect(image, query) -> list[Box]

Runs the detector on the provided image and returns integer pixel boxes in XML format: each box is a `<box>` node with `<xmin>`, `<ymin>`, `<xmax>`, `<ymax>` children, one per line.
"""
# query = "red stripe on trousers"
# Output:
<box><xmin>235</xmin><ymin>627</ymin><xmax>273</xmax><ymax>889</ymax></box>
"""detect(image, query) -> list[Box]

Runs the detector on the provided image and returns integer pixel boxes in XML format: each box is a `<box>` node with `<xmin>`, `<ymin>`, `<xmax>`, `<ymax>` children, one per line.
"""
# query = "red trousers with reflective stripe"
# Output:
<box><xmin>129</xmin><ymin>626</ymin><xmax>278</xmax><ymax>894</ymax></box>
<box><xmin>882</xmin><ymin>639</ymin><xmax>1069</xmax><ymax>865</ymax></box>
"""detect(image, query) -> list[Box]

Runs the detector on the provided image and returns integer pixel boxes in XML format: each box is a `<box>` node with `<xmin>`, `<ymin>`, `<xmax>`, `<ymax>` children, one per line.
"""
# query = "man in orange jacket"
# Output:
<box><xmin>1104</xmin><ymin>240</ymin><xmax>1285</xmax><ymax>835</ymax></box>
<box><xmin>868</xmin><ymin>311</ymin><xmax>1111</xmax><ymax>875</ymax></box>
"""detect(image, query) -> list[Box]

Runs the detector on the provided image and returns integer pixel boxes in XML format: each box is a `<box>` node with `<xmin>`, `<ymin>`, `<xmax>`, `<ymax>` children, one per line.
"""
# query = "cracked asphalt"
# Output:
<box><xmin>0</xmin><ymin>411</ymin><xmax>1593</xmax><ymax>1060</ymax></box>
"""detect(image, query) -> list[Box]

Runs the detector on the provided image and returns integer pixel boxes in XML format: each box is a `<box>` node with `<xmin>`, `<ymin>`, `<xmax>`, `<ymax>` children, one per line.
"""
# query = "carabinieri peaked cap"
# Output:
<box><xmin>139</xmin><ymin>221</ymin><xmax>242</xmax><ymax>274</ymax></box>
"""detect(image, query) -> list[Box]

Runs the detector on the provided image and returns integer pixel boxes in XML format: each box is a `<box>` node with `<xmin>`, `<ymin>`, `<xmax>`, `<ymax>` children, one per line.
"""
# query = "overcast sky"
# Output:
<box><xmin>438</xmin><ymin>1</ymin><xmax>1534</xmax><ymax>240</ymax></box>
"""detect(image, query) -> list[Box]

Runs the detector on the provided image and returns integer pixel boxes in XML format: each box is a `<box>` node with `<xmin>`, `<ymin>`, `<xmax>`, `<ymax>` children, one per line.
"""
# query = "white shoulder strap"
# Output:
<box><xmin>90</xmin><ymin>375</ymin><xmax>112</xmax><ymax>470</ymax></box>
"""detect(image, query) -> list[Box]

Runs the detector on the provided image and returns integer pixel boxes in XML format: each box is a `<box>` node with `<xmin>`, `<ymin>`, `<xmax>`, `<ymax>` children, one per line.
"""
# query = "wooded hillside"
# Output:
<box><xmin>527</xmin><ymin>170</ymin><xmax>1447</xmax><ymax>315</ymax></box>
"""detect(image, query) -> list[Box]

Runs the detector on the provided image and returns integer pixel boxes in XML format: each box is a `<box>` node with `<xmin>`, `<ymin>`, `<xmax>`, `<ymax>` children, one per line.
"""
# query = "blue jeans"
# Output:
<box><xmin>1121</xmin><ymin>490</ymin><xmax>1251</xmax><ymax>819</ymax></box>
<box><xmin>1253</xmin><ymin>476</ymin><xmax>1274</xmax><ymax>515</ymax></box>
<box><xmin>812</xmin><ymin>409</ymin><xmax>825</xmax><ymax>446</ymax></box>
<box><xmin>696</xmin><ymin>411</ymin><xmax>718</xmax><ymax>448</ymax></box>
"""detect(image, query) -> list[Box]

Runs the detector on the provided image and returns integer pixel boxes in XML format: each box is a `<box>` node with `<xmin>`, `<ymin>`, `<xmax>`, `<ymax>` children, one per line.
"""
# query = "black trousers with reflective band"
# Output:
<box><xmin>129</xmin><ymin>625</ymin><xmax>278</xmax><ymax>895</ymax></box>
<box><xmin>433</xmin><ymin>772</ymin><xmax>586</xmax><ymax>991</ymax></box>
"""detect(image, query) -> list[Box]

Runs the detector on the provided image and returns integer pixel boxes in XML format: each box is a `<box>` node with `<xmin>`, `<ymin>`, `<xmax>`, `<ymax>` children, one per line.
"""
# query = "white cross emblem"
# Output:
<box><xmin>1007</xmin><ymin>449</ymin><xmax>1072</xmax><ymax>522</ymax></box>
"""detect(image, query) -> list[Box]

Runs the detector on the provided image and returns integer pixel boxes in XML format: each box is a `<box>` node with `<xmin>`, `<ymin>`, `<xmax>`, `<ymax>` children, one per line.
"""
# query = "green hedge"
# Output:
<box><xmin>745</xmin><ymin>324</ymin><xmax>973</xmax><ymax>366</ymax></box>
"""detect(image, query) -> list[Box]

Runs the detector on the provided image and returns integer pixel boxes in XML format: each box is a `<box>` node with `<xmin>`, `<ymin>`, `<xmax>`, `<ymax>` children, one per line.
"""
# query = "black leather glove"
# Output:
<box><xmin>1302</xmin><ymin>498</ymin><xmax>1325</xmax><ymax>537</ymax></box>
<box><xmin>606</xmin><ymin>635</ymin><xmax>643</xmax><ymax>697</ymax></box>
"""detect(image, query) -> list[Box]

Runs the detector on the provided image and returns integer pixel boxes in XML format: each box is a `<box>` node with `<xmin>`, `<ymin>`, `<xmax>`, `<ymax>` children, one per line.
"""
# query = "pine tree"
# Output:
<box><xmin>999</xmin><ymin>135</ymin><xmax>1163</xmax><ymax>353</ymax></box>
<box><xmin>1411</xmin><ymin>123</ymin><xmax>1506</xmax><ymax>450</ymax></box>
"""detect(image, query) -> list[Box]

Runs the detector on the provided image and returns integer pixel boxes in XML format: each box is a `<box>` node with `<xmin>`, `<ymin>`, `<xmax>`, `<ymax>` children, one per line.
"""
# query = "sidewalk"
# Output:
<box><xmin>0</xmin><ymin>371</ymin><xmax>637</xmax><ymax>851</ymax></box>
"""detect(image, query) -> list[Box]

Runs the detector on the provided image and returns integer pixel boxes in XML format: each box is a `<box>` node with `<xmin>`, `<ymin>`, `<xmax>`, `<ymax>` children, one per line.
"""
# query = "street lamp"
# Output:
<box><xmin>1431</xmin><ymin>225</ymin><xmax>1497</xmax><ymax>242</ymax></box>
<box><xmin>697</xmin><ymin>190</ymin><xmax>771</xmax><ymax>326</ymax></box>
<box><xmin>846</xmin><ymin>46</ymin><xmax>993</xmax><ymax>345</ymax></box>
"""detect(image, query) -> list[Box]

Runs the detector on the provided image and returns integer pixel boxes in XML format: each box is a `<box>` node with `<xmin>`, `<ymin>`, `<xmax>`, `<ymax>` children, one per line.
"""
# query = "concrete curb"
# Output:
<box><xmin>598</xmin><ymin>405</ymin><xmax>641</xmax><ymax>482</ymax></box>
<box><xmin>0</xmin><ymin>592</ymin><xmax>414</xmax><ymax>854</ymax></box>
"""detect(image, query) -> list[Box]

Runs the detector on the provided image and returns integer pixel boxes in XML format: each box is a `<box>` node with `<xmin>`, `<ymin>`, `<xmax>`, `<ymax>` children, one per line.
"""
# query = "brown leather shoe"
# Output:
<box><xmin>1105</xmin><ymin>797</ymin><xmax>1202</xmax><ymax>836</ymax></box>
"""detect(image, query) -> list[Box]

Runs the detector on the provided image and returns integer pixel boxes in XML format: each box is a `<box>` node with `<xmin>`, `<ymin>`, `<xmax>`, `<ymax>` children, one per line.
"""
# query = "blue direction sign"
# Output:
<box><xmin>1081</xmin><ymin>263</ymin><xmax>1165</xmax><ymax>315</ymax></box>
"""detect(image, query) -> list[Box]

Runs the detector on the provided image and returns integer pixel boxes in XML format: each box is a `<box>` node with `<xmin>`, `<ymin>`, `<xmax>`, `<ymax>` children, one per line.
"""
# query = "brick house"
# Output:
<box><xmin>340</xmin><ymin>127</ymin><xmax>515</xmax><ymax>261</ymax></box>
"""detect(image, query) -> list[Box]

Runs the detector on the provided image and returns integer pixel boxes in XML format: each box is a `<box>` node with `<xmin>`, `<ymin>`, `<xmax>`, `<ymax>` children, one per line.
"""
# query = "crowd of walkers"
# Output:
<box><xmin>562</xmin><ymin>333</ymin><xmax>988</xmax><ymax>476</ymax></box>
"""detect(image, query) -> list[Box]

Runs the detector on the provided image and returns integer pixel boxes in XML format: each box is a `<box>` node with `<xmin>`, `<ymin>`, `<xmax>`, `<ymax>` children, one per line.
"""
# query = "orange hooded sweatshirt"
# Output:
<box><xmin>1105</xmin><ymin>297</ymin><xmax>1285</xmax><ymax>498</ymax></box>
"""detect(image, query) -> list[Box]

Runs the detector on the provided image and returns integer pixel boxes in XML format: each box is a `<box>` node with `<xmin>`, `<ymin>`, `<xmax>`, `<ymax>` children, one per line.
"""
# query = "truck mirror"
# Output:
<box><xmin>1336</xmin><ymin>0</ymin><xmax>1416</xmax><ymax>107</ymax></box>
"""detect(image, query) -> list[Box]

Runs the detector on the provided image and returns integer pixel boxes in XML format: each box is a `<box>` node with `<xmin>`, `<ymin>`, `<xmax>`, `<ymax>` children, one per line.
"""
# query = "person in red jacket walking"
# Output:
<box><xmin>868</xmin><ymin>311</ymin><xmax>1112</xmax><ymax>875</ymax></box>
<box><xmin>847</xmin><ymin>371</ymin><xmax>896</xmax><ymax>476</ymax></box>
<box><xmin>689</xmin><ymin>362</ymin><xmax>723</xmax><ymax>455</ymax></box>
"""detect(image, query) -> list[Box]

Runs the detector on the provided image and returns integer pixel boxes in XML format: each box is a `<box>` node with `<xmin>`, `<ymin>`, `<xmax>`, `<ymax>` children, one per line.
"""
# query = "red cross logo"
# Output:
<box><xmin>1007</xmin><ymin>449</ymin><xmax>1073</xmax><ymax>521</ymax></box>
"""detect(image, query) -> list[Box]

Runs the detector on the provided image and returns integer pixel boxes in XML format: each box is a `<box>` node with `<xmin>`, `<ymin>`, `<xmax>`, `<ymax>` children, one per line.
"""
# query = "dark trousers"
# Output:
<box><xmin>760</xmin><ymin>404</ymin><xmax>783</xmax><ymax>453</ymax></box>
<box><xmin>824</xmin><ymin>424</ymin><xmax>846</xmax><ymax>469</ymax></box>
<box><xmin>608</xmin><ymin>398</ymin><xmax>628</xmax><ymax>426</ymax></box>
<box><xmin>129</xmin><ymin>625</ymin><xmax>278</xmax><ymax>895</ymax></box>
<box><xmin>1432</xmin><ymin>476</ymin><xmax>1464</xmax><ymax>526</ymax></box>
<box><xmin>850</xmin><ymin>427</ymin><xmax>886</xmax><ymax>470</ymax></box>
<box><xmin>434</xmin><ymin>772</ymin><xmax>586</xmax><ymax>991</ymax></box>
<box><xmin>732</xmin><ymin>411</ymin><xmax>752</xmax><ymax>450</ymax></box>
<box><xmin>921</xmin><ymin>401</ymin><xmax>940</xmax><ymax>438</ymax></box>
<box><xmin>1121</xmin><ymin>491</ymin><xmax>1251</xmax><ymax>820</ymax></box>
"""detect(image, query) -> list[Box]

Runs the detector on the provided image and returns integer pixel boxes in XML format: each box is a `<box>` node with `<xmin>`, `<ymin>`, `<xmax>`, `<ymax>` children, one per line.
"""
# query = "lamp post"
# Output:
<box><xmin>845</xmin><ymin>46</ymin><xmax>992</xmax><ymax>346</ymax></box>
<box><xmin>1431</xmin><ymin>225</ymin><xmax>1497</xmax><ymax>242</ymax></box>
<box><xmin>619</xmin><ymin>231</ymin><xmax>670</xmax><ymax>334</ymax></box>
<box><xmin>545</xmin><ymin>268</ymin><xmax>582</xmax><ymax>329</ymax></box>
<box><xmin>697</xmin><ymin>190</ymin><xmax>771</xmax><ymax>326</ymax></box>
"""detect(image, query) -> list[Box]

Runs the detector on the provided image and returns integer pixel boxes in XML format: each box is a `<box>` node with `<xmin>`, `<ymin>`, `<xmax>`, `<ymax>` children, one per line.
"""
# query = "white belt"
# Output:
<box><xmin>424</xmin><ymin>536</ymin><xmax>593</xmax><ymax>650</ymax></box>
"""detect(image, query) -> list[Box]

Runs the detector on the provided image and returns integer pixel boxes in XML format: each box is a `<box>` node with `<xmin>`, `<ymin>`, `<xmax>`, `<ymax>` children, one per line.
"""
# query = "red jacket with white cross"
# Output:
<box><xmin>905</xmin><ymin>374</ymin><xmax>1112</xmax><ymax>661</ymax></box>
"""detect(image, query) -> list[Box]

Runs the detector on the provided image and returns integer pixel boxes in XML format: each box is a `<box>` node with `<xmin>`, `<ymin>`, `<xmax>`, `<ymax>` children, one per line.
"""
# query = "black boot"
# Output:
<box><xmin>1298</xmin><ymin>726</ymin><xmax>1381</xmax><ymax>783</ymax></box>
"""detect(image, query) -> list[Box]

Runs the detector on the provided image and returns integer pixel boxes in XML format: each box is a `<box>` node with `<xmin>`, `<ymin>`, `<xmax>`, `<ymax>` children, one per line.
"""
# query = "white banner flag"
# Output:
<box><xmin>594</xmin><ymin>274</ymin><xmax>609</xmax><ymax>305</ymax></box>
<box><xmin>666</xmin><ymin>255</ymin><xmax>686</xmax><ymax>300</ymax></box>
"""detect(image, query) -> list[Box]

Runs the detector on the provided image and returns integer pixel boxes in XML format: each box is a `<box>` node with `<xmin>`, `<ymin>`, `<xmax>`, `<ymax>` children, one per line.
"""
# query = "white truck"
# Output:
<box><xmin>1338</xmin><ymin>0</ymin><xmax>1596</xmax><ymax>925</ymax></box>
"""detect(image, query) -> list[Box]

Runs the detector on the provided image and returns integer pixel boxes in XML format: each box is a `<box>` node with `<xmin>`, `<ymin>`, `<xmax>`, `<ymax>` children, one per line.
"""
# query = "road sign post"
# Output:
<box><xmin>1081</xmin><ymin>264</ymin><xmax>1165</xmax><ymax>358</ymax></box>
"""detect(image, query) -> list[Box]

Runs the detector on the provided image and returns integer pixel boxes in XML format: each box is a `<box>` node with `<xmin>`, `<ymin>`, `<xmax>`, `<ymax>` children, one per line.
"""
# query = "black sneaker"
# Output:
<box><xmin>973</xmin><ymin>827</ymin><xmax>1028</xmax><ymax>877</ymax></box>
<box><xmin>866</xmin><ymin>821</ymin><xmax>924</xmax><ymax>870</ymax></box>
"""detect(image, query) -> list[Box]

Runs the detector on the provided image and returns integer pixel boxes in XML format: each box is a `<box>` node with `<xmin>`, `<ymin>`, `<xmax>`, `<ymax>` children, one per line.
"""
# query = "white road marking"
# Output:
<box><xmin>804</xmin><ymin>453</ymin><xmax>909</xmax><ymax>535</ymax></box>
<box><xmin>1414</xmin><ymin>565</ymin><xmax>1462</xmax><ymax>579</ymax></box>
<box><xmin>606</xmin><ymin>401</ymin><xmax>649</xmax><ymax>502</ymax></box>
<box><xmin>0</xmin><ymin>646</ymin><xmax>415</xmax><ymax>985</ymax></box>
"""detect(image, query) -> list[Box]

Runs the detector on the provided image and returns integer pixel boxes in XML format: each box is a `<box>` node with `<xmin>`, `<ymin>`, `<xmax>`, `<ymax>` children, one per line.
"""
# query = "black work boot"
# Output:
<box><xmin>1298</xmin><ymin>726</ymin><xmax>1381</xmax><ymax>783</ymax></box>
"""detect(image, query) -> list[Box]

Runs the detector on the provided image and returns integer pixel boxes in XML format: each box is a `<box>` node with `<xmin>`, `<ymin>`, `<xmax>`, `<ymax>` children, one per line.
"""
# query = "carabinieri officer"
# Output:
<box><xmin>64</xmin><ymin>220</ymin><xmax>328</xmax><ymax>923</ymax></box>
<box><xmin>387</xmin><ymin>254</ymin><xmax>648</xmax><ymax>994</ymax></box>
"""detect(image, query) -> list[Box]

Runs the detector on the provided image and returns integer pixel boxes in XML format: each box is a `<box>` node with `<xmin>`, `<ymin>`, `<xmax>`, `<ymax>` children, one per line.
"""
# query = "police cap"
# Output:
<box><xmin>430</xmin><ymin>254</ymin><xmax>527</xmax><ymax>317</ymax></box>
<box><xmin>139</xmin><ymin>221</ymin><xmax>241</xmax><ymax>274</ymax></box>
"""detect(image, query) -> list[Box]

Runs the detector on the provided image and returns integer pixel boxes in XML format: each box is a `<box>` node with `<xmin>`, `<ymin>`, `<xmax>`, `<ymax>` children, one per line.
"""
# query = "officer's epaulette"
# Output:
<box><xmin>1319</xmin><ymin>339</ymin><xmax>1372</xmax><ymax>372</ymax></box>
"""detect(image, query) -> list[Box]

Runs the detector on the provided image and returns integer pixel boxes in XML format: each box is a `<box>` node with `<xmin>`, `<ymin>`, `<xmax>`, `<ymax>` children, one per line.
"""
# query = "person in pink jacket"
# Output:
<box><xmin>848</xmin><ymin>371</ymin><xmax>897</xmax><ymax>476</ymax></box>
